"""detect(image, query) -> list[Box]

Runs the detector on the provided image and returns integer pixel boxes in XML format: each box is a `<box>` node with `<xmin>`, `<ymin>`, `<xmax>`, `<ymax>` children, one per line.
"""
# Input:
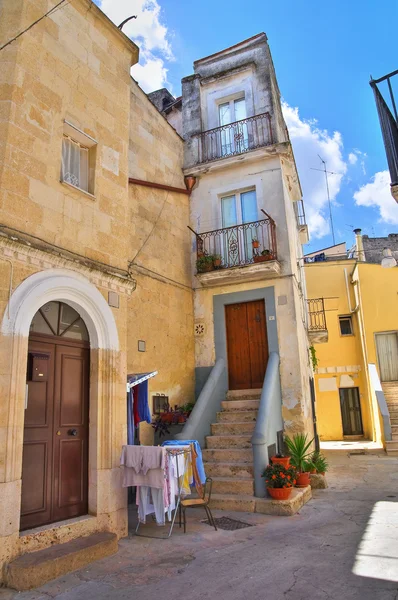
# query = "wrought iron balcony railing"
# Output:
<box><xmin>190</xmin><ymin>210</ymin><xmax>277</xmax><ymax>272</ymax></box>
<box><xmin>370</xmin><ymin>71</ymin><xmax>398</xmax><ymax>188</ymax></box>
<box><xmin>194</xmin><ymin>112</ymin><xmax>273</xmax><ymax>165</ymax></box>
<box><xmin>307</xmin><ymin>298</ymin><xmax>327</xmax><ymax>331</ymax></box>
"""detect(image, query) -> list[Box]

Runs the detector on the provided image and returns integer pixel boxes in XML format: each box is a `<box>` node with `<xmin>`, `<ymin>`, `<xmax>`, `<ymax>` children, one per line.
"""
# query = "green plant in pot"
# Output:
<box><xmin>311</xmin><ymin>451</ymin><xmax>329</xmax><ymax>476</ymax></box>
<box><xmin>284</xmin><ymin>433</ymin><xmax>314</xmax><ymax>487</ymax></box>
<box><xmin>196</xmin><ymin>254</ymin><xmax>214</xmax><ymax>273</ymax></box>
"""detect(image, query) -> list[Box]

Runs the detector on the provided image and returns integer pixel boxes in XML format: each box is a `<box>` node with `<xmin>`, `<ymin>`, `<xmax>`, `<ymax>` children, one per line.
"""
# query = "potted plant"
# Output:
<box><xmin>196</xmin><ymin>254</ymin><xmax>214</xmax><ymax>273</ymax></box>
<box><xmin>213</xmin><ymin>254</ymin><xmax>222</xmax><ymax>268</ymax></box>
<box><xmin>311</xmin><ymin>451</ymin><xmax>329</xmax><ymax>476</ymax></box>
<box><xmin>263</xmin><ymin>463</ymin><xmax>297</xmax><ymax>500</ymax></box>
<box><xmin>252</xmin><ymin>238</ymin><xmax>260</xmax><ymax>249</ymax></box>
<box><xmin>253</xmin><ymin>249</ymin><xmax>272</xmax><ymax>263</ymax></box>
<box><xmin>284</xmin><ymin>433</ymin><xmax>314</xmax><ymax>488</ymax></box>
<box><xmin>271</xmin><ymin>453</ymin><xmax>290</xmax><ymax>468</ymax></box>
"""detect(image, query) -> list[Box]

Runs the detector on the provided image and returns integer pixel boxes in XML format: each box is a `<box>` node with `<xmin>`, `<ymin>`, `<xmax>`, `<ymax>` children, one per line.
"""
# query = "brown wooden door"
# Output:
<box><xmin>225</xmin><ymin>299</ymin><xmax>268</xmax><ymax>390</ymax></box>
<box><xmin>21</xmin><ymin>338</ymin><xmax>89</xmax><ymax>530</ymax></box>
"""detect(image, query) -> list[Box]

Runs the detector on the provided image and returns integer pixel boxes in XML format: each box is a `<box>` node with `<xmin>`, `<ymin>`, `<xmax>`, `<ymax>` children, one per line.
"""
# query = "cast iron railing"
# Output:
<box><xmin>307</xmin><ymin>298</ymin><xmax>327</xmax><ymax>331</ymax></box>
<box><xmin>191</xmin><ymin>210</ymin><xmax>277</xmax><ymax>272</ymax></box>
<box><xmin>370</xmin><ymin>71</ymin><xmax>398</xmax><ymax>187</ymax></box>
<box><xmin>194</xmin><ymin>113</ymin><xmax>273</xmax><ymax>165</ymax></box>
<box><xmin>294</xmin><ymin>199</ymin><xmax>307</xmax><ymax>228</ymax></box>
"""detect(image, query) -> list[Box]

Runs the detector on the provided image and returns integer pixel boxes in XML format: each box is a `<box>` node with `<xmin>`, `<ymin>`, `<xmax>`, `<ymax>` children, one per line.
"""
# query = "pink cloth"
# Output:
<box><xmin>120</xmin><ymin>446</ymin><xmax>165</xmax><ymax>489</ymax></box>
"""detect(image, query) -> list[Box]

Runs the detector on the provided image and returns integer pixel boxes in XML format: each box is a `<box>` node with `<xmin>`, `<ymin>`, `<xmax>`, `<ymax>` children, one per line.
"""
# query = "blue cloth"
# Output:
<box><xmin>137</xmin><ymin>381</ymin><xmax>151</xmax><ymax>424</ymax></box>
<box><xmin>162</xmin><ymin>440</ymin><xmax>206</xmax><ymax>485</ymax></box>
<box><xmin>127</xmin><ymin>388</ymin><xmax>134</xmax><ymax>445</ymax></box>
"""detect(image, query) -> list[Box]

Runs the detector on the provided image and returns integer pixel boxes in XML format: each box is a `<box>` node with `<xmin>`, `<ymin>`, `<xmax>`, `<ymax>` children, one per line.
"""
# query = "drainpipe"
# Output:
<box><xmin>353</xmin><ymin>228</ymin><xmax>365</xmax><ymax>262</ymax></box>
<box><xmin>344</xmin><ymin>268</ymin><xmax>359</xmax><ymax>313</ymax></box>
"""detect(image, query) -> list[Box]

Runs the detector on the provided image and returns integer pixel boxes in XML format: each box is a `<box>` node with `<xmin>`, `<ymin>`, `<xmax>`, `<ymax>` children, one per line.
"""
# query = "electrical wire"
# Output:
<box><xmin>0</xmin><ymin>0</ymin><xmax>68</xmax><ymax>52</ymax></box>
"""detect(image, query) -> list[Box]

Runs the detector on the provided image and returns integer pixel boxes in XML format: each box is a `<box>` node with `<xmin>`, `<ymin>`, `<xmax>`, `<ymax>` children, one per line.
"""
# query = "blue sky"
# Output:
<box><xmin>98</xmin><ymin>0</ymin><xmax>398</xmax><ymax>251</ymax></box>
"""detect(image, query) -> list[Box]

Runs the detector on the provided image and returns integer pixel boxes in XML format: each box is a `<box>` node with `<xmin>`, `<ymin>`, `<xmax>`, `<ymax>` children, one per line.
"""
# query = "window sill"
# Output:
<box><xmin>60</xmin><ymin>179</ymin><xmax>96</xmax><ymax>200</ymax></box>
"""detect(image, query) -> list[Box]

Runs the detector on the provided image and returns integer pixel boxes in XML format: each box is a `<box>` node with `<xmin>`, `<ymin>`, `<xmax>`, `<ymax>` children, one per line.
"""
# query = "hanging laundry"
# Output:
<box><xmin>162</xmin><ymin>440</ymin><xmax>206</xmax><ymax>485</ymax></box>
<box><xmin>127</xmin><ymin>387</ymin><xmax>135</xmax><ymax>445</ymax></box>
<box><xmin>137</xmin><ymin>381</ymin><xmax>151</xmax><ymax>424</ymax></box>
<box><xmin>120</xmin><ymin>446</ymin><xmax>165</xmax><ymax>489</ymax></box>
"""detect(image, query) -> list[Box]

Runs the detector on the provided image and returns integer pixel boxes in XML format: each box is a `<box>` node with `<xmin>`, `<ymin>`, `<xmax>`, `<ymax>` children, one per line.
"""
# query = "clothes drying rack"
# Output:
<box><xmin>135</xmin><ymin>446</ymin><xmax>191</xmax><ymax>539</ymax></box>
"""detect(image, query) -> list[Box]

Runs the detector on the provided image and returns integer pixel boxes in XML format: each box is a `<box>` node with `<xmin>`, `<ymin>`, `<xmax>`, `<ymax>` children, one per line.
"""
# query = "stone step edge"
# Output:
<box><xmin>209</xmin><ymin>486</ymin><xmax>312</xmax><ymax>516</ymax></box>
<box><xmin>211</xmin><ymin>476</ymin><xmax>254</xmax><ymax>482</ymax></box>
<box><xmin>5</xmin><ymin>532</ymin><xmax>118</xmax><ymax>592</ymax></box>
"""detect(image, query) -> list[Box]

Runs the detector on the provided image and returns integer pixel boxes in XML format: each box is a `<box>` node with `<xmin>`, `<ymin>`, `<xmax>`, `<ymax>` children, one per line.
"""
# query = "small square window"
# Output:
<box><xmin>339</xmin><ymin>316</ymin><xmax>353</xmax><ymax>336</ymax></box>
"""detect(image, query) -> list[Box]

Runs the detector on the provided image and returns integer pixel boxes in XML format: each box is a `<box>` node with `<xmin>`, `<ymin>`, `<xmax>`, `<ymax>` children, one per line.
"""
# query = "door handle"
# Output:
<box><xmin>68</xmin><ymin>429</ymin><xmax>78</xmax><ymax>436</ymax></box>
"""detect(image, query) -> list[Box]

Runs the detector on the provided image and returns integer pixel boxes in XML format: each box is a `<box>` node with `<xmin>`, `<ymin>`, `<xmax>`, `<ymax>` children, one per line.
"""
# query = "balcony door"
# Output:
<box><xmin>375</xmin><ymin>332</ymin><xmax>398</xmax><ymax>382</ymax></box>
<box><xmin>219</xmin><ymin>97</ymin><xmax>248</xmax><ymax>156</ymax></box>
<box><xmin>221</xmin><ymin>191</ymin><xmax>257</xmax><ymax>266</ymax></box>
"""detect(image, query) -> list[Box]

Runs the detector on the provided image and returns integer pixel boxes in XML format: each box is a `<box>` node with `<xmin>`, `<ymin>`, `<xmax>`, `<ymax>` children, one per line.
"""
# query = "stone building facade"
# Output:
<box><xmin>0</xmin><ymin>0</ymin><xmax>194</xmax><ymax>579</ymax></box>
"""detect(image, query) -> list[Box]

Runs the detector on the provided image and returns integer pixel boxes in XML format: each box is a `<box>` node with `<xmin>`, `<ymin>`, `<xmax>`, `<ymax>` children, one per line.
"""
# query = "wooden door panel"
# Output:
<box><xmin>225</xmin><ymin>300</ymin><xmax>269</xmax><ymax>390</ymax></box>
<box><xmin>57</xmin><ymin>440</ymin><xmax>85</xmax><ymax>507</ymax></box>
<box><xmin>247</xmin><ymin>300</ymin><xmax>268</xmax><ymax>388</ymax></box>
<box><xmin>21</xmin><ymin>341</ymin><xmax>55</xmax><ymax>531</ymax></box>
<box><xmin>225</xmin><ymin>303</ymin><xmax>251</xmax><ymax>390</ymax></box>
<box><xmin>21</xmin><ymin>442</ymin><xmax>48</xmax><ymax>515</ymax></box>
<box><xmin>59</xmin><ymin>355</ymin><xmax>85</xmax><ymax>425</ymax></box>
<box><xmin>53</xmin><ymin>345</ymin><xmax>89</xmax><ymax>522</ymax></box>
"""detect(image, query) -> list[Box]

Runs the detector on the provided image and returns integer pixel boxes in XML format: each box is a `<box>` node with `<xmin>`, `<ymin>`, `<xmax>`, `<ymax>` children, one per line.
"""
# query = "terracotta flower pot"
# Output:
<box><xmin>296</xmin><ymin>472</ymin><xmax>310</xmax><ymax>487</ymax></box>
<box><xmin>253</xmin><ymin>254</ymin><xmax>272</xmax><ymax>263</ymax></box>
<box><xmin>271</xmin><ymin>456</ymin><xmax>290</xmax><ymax>468</ymax></box>
<box><xmin>252</xmin><ymin>240</ymin><xmax>260</xmax><ymax>248</ymax></box>
<box><xmin>213</xmin><ymin>259</ymin><xmax>222</xmax><ymax>268</ymax></box>
<box><xmin>267</xmin><ymin>487</ymin><xmax>293</xmax><ymax>500</ymax></box>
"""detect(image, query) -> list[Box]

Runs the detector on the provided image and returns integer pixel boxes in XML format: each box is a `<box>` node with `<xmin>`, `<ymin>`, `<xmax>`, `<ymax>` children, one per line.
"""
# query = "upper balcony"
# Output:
<box><xmin>293</xmin><ymin>199</ymin><xmax>309</xmax><ymax>245</ymax></box>
<box><xmin>193</xmin><ymin>112</ymin><xmax>273</xmax><ymax>166</ymax></box>
<box><xmin>370</xmin><ymin>70</ymin><xmax>398</xmax><ymax>203</ymax></box>
<box><xmin>190</xmin><ymin>210</ymin><xmax>280</xmax><ymax>286</ymax></box>
<box><xmin>307</xmin><ymin>298</ymin><xmax>328</xmax><ymax>344</ymax></box>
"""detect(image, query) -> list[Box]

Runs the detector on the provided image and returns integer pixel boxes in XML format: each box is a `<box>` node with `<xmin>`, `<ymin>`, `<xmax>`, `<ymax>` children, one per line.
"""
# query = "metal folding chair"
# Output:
<box><xmin>179</xmin><ymin>477</ymin><xmax>217</xmax><ymax>533</ymax></box>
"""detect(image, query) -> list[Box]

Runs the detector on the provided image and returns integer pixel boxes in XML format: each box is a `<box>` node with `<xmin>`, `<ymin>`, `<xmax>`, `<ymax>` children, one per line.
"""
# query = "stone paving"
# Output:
<box><xmin>1</xmin><ymin>449</ymin><xmax>398</xmax><ymax>600</ymax></box>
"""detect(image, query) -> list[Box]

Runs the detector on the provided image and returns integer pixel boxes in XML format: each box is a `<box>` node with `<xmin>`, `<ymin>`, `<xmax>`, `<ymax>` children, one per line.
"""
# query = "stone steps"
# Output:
<box><xmin>202</xmin><ymin>448</ymin><xmax>253</xmax><ymax>463</ymax></box>
<box><xmin>211</xmin><ymin>476</ymin><xmax>254</xmax><ymax>496</ymax></box>
<box><xmin>386</xmin><ymin>440</ymin><xmax>398</xmax><ymax>454</ymax></box>
<box><xmin>217</xmin><ymin>410</ymin><xmax>257</xmax><ymax>423</ymax></box>
<box><xmin>5</xmin><ymin>532</ymin><xmax>118</xmax><ymax>591</ymax></box>
<box><xmin>210</xmin><ymin>422</ymin><xmax>255</xmax><ymax>435</ymax></box>
<box><xmin>226</xmin><ymin>389</ymin><xmax>261</xmax><ymax>401</ymax></box>
<box><xmin>221</xmin><ymin>399</ymin><xmax>260</xmax><ymax>411</ymax></box>
<box><xmin>205</xmin><ymin>462</ymin><xmax>254</xmax><ymax>478</ymax></box>
<box><xmin>209</xmin><ymin>487</ymin><xmax>312</xmax><ymax>515</ymax></box>
<box><xmin>206</xmin><ymin>434</ymin><xmax>252</xmax><ymax>449</ymax></box>
<box><xmin>210</xmin><ymin>493</ymin><xmax>256</xmax><ymax>512</ymax></box>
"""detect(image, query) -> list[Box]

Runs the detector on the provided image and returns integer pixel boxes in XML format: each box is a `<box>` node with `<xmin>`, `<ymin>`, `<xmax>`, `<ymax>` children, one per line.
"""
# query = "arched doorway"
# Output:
<box><xmin>21</xmin><ymin>301</ymin><xmax>90</xmax><ymax>530</ymax></box>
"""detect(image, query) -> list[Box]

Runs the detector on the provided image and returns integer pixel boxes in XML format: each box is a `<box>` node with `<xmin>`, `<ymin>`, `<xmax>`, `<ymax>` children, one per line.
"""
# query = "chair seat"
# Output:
<box><xmin>181</xmin><ymin>498</ymin><xmax>206</xmax><ymax>507</ymax></box>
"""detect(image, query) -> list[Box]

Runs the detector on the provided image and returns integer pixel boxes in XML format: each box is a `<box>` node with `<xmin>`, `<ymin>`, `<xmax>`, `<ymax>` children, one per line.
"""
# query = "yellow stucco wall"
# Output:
<box><xmin>305</xmin><ymin>261</ymin><xmax>373</xmax><ymax>440</ymax></box>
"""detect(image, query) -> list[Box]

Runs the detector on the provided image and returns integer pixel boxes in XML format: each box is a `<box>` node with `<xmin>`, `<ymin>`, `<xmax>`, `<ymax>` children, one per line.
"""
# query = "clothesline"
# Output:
<box><xmin>126</xmin><ymin>371</ymin><xmax>158</xmax><ymax>391</ymax></box>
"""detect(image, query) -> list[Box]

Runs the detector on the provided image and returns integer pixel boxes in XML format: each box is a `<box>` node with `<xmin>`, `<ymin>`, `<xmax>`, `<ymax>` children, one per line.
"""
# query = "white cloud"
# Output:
<box><xmin>282</xmin><ymin>102</ymin><xmax>347</xmax><ymax>239</ymax></box>
<box><xmin>348</xmin><ymin>152</ymin><xmax>358</xmax><ymax>165</ymax></box>
<box><xmin>98</xmin><ymin>0</ymin><xmax>172</xmax><ymax>92</ymax></box>
<box><xmin>354</xmin><ymin>170</ymin><xmax>398</xmax><ymax>225</ymax></box>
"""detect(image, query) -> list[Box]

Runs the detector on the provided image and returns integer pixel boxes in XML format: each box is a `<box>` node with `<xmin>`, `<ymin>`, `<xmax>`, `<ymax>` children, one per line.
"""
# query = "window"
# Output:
<box><xmin>218</xmin><ymin>97</ymin><xmax>248</xmax><ymax>156</ymax></box>
<box><xmin>30</xmin><ymin>301</ymin><xmax>89</xmax><ymax>341</ymax></box>
<box><xmin>61</xmin><ymin>121</ymin><xmax>97</xmax><ymax>195</ymax></box>
<box><xmin>339</xmin><ymin>316</ymin><xmax>353</xmax><ymax>336</ymax></box>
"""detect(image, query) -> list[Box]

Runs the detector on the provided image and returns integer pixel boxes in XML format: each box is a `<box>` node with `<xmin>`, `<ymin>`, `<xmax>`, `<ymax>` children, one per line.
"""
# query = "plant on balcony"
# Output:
<box><xmin>197</xmin><ymin>254</ymin><xmax>215</xmax><ymax>273</ymax></box>
<box><xmin>254</xmin><ymin>249</ymin><xmax>272</xmax><ymax>263</ymax></box>
<box><xmin>262</xmin><ymin>463</ymin><xmax>297</xmax><ymax>500</ymax></box>
<box><xmin>213</xmin><ymin>254</ymin><xmax>222</xmax><ymax>268</ymax></box>
<box><xmin>252</xmin><ymin>238</ymin><xmax>260</xmax><ymax>249</ymax></box>
<box><xmin>309</xmin><ymin>345</ymin><xmax>318</xmax><ymax>371</ymax></box>
<box><xmin>284</xmin><ymin>433</ymin><xmax>314</xmax><ymax>488</ymax></box>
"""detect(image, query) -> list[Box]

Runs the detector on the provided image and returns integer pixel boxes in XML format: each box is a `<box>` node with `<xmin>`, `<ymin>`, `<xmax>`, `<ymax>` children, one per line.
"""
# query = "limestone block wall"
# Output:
<box><xmin>0</xmin><ymin>0</ymin><xmax>138</xmax><ymax>271</ymax></box>
<box><xmin>127</xmin><ymin>81</ymin><xmax>195</xmax><ymax>444</ymax></box>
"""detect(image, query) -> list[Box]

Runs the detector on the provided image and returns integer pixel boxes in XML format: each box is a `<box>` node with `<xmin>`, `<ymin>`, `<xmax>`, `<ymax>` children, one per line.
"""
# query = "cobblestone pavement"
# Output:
<box><xmin>1</xmin><ymin>450</ymin><xmax>398</xmax><ymax>600</ymax></box>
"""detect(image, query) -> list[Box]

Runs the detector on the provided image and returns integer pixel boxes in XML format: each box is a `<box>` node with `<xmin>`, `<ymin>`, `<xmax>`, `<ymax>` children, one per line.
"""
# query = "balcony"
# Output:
<box><xmin>294</xmin><ymin>199</ymin><xmax>309</xmax><ymax>244</ymax></box>
<box><xmin>194</xmin><ymin>112</ymin><xmax>273</xmax><ymax>166</ymax></box>
<box><xmin>190</xmin><ymin>210</ymin><xmax>280</xmax><ymax>286</ymax></box>
<box><xmin>370</xmin><ymin>71</ymin><xmax>398</xmax><ymax>203</ymax></box>
<box><xmin>307</xmin><ymin>298</ymin><xmax>328</xmax><ymax>343</ymax></box>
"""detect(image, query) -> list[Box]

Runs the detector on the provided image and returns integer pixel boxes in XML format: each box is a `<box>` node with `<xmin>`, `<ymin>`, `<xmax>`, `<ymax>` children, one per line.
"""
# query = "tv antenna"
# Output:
<box><xmin>311</xmin><ymin>155</ymin><xmax>337</xmax><ymax>245</ymax></box>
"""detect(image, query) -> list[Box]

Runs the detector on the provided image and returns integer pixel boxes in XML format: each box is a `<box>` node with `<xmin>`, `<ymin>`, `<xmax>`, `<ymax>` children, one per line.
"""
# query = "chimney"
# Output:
<box><xmin>353</xmin><ymin>228</ymin><xmax>365</xmax><ymax>262</ymax></box>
